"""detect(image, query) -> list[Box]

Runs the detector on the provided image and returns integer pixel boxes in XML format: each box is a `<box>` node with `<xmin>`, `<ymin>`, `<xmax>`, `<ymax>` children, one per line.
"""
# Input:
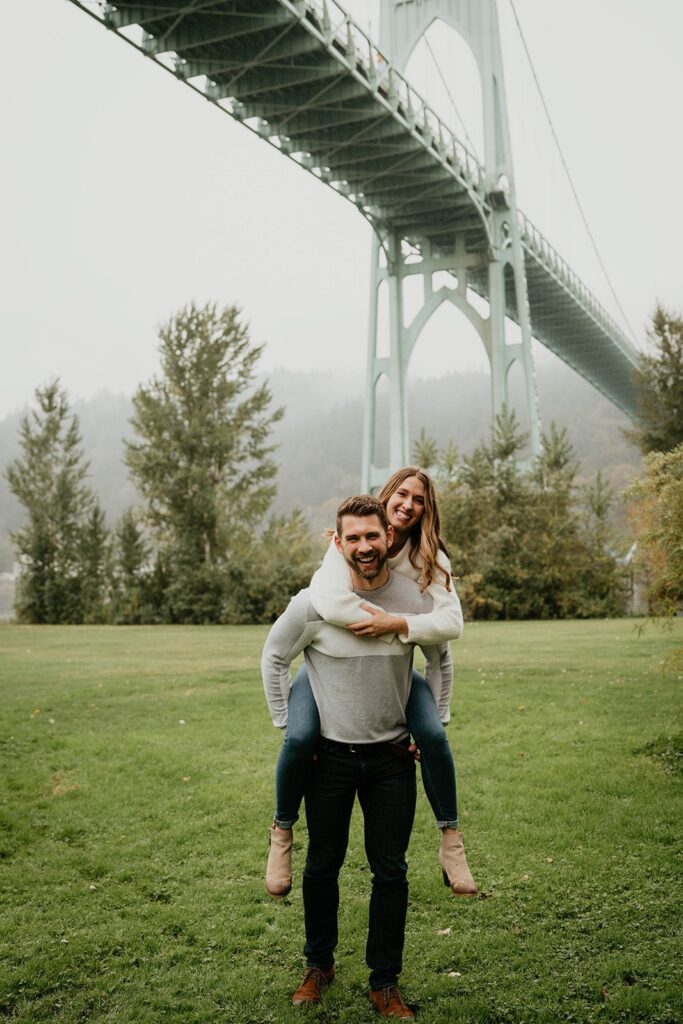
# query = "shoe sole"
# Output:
<box><xmin>442</xmin><ymin>868</ymin><xmax>478</xmax><ymax>896</ymax></box>
<box><xmin>266</xmin><ymin>883</ymin><xmax>292</xmax><ymax>898</ymax></box>
<box><xmin>291</xmin><ymin>977</ymin><xmax>334</xmax><ymax>1005</ymax></box>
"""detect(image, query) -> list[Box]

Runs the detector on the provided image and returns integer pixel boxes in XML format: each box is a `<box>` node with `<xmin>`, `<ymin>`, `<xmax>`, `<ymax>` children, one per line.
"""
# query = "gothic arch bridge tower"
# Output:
<box><xmin>362</xmin><ymin>0</ymin><xmax>541</xmax><ymax>490</ymax></box>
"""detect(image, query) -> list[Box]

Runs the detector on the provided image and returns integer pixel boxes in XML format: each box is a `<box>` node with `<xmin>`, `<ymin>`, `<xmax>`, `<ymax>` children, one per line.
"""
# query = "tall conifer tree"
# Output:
<box><xmin>625</xmin><ymin>305</ymin><xmax>683</xmax><ymax>454</ymax></box>
<box><xmin>125</xmin><ymin>302</ymin><xmax>283</xmax><ymax>622</ymax></box>
<box><xmin>5</xmin><ymin>381</ymin><xmax>100</xmax><ymax>622</ymax></box>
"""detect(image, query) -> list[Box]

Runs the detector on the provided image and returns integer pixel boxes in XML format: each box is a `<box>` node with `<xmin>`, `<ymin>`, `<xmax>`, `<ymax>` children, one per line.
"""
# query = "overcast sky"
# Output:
<box><xmin>1</xmin><ymin>0</ymin><xmax>681</xmax><ymax>420</ymax></box>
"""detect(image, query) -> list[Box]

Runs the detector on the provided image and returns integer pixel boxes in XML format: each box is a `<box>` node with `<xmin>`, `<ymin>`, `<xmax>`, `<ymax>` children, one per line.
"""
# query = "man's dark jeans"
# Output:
<box><xmin>302</xmin><ymin>739</ymin><xmax>417</xmax><ymax>990</ymax></box>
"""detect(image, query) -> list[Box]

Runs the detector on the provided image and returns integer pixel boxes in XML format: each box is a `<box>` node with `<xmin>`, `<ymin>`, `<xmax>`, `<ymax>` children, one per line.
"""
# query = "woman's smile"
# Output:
<box><xmin>386</xmin><ymin>476</ymin><xmax>426</xmax><ymax>533</ymax></box>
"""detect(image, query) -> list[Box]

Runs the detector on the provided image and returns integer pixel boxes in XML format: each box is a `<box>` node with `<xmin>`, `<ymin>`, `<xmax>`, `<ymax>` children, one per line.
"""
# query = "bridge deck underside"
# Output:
<box><xmin>468</xmin><ymin>251</ymin><xmax>639</xmax><ymax>416</ymax></box>
<box><xmin>90</xmin><ymin>0</ymin><xmax>640</xmax><ymax>417</ymax></box>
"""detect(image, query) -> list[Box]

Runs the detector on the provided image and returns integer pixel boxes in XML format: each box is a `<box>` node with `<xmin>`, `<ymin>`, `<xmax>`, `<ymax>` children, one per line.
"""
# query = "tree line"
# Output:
<box><xmin>5</xmin><ymin>303</ymin><xmax>319</xmax><ymax>625</ymax></box>
<box><xmin>621</xmin><ymin>306</ymin><xmax>683</xmax><ymax>664</ymax></box>
<box><xmin>5</xmin><ymin>302</ymin><xmax>682</xmax><ymax>625</ymax></box>
<box><xmin>414</xmin><ymin>413</ymin><xmax>628</xmax><ymax>619</ymax></box>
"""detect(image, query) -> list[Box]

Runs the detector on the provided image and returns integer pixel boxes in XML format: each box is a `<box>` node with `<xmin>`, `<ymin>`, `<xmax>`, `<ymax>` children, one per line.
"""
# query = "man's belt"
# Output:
<box><xmin>319</xmin><ymin>737</ymin><xmax>412</xmax><ymax>758</ymax></box>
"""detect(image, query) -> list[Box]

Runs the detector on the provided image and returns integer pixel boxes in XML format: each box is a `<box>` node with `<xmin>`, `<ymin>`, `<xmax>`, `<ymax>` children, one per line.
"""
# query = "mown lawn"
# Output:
<box><xmin>0</xmin><ymin>620</ymin><xmax>681</xmax><ymax>1023</ymax></box>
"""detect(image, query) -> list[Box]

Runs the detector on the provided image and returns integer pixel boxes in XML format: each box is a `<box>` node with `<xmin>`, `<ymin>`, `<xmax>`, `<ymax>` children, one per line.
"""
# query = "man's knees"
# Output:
<box><xmin>367</xmin><ymin>851</ymin><xmax>409</xmax><ymax>887</ymax></box>
<box><xmin>304</xmin><ymin>857</ymin><xmax>345</xmax><ymax>881</ymax></box>
<box><xmin>370</xmin><ymin>869</ymin><xmax>409</xmax><ymax>890</ymax></box>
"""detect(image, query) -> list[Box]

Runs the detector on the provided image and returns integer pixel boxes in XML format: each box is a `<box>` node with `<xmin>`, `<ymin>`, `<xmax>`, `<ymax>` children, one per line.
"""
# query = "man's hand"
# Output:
<box><xmin>408</xmin><ymin>742</ymin><xmax>421</xmax><ymax>763</ymax></box>
<box><xmin>346</xmin><ymin>604</ymin><xmax>409</xmax><ymax>637</ymax></box>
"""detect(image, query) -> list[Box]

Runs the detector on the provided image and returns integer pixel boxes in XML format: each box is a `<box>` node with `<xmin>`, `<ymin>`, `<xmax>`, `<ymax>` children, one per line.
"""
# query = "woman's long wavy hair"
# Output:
<box><xmin>376</xmin><ymin>466</ymin><xmax>451</xmax><ymax>593</ymax></box>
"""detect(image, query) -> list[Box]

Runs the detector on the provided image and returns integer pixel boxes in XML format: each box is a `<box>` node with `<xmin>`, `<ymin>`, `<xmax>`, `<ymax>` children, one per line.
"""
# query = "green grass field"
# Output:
<box><xmin>1</xmin><ymin>620</ymin><xmax>681</xmax><ymax>1024</ymax></box>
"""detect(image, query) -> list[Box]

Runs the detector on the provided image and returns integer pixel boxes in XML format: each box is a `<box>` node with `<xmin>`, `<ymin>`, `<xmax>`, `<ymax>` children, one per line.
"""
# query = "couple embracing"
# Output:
<box><xmin>261</xmin><ymin>467</ymin><xmax>476</xmax><ymax>1019</ymax></box>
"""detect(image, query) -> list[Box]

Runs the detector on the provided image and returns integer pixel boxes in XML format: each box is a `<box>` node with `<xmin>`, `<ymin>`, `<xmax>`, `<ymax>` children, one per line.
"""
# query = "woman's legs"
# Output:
<box><xmin>405</xmin><ymin>671</ymin><xmax>458</xmax><ymax>828</ymax></box>
<box><xmin>274</xmin><ymin>665</ymin><xmax>321</xmax><ymax>828</ymax></box>
<box><xmin>267</xmin><ymin>666</ymin><xmax>321</xmax><ymax>897</ymax></box>
<box><xmin>406</xmin><ymin>671</ymin><xmax>477</xmax><ymax>896</ymax></box>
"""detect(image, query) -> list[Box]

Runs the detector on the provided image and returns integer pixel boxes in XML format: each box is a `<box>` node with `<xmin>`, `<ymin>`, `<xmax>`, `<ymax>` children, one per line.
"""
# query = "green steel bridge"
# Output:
<box><xmin>67</xmin><ymin>0</ymin><xmax>640</xmax><ymax>483</ymax></box>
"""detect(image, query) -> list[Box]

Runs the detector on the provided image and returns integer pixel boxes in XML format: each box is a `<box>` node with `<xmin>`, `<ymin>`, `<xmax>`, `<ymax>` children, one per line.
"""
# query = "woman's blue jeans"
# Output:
<box><xmin>274</xmin><ymin>665</ymin><xmax>458</xmax><ymax>829</ymax></box>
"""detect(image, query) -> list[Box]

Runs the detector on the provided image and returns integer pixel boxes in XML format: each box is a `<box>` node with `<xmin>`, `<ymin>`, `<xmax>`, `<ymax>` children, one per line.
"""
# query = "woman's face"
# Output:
<box><xmin>385</xmin><ymin>475</ymin><xmax>426</xmax><ymax>533</ymax></box>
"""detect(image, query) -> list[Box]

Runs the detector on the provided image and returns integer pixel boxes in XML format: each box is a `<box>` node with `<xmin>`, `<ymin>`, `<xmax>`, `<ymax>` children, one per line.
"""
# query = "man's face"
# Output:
<box><xmin>334</xmin><ymin>514</ymin><xmax>393</xmax><ymax>582</ymax></box>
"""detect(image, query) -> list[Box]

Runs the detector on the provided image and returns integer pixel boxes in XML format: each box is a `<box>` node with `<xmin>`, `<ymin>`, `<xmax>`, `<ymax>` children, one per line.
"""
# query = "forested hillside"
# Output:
<box><xmin>0</xmin><ymin>361</ymin><xmax>641</xmax><ymax>572</ymax></box>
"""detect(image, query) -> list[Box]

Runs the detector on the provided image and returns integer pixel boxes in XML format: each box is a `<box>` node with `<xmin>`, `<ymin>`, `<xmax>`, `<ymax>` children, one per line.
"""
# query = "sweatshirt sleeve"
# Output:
<box><xmin>260</xmin><ymin>591</ymin><xmax>311</xmax><ymax>729</ymax></box>
<box><xmin>400</xmin><ymin>550</ymin><xmax>464</xmax><ymax>645</ymax></box>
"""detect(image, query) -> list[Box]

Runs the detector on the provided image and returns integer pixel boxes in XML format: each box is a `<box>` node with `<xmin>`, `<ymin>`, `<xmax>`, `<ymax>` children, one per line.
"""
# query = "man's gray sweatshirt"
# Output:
<box><xmin>261</xmin><ymin>572</ymin><xmax>453</xmax><ymax>744</ymax></box>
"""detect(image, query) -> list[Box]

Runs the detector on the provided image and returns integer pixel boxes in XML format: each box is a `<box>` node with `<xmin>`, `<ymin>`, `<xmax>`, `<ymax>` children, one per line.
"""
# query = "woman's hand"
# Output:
<box><xmin>346</xmin><ymin>605</ymin><xmax>409</xmax><ymax>637</ymax></box>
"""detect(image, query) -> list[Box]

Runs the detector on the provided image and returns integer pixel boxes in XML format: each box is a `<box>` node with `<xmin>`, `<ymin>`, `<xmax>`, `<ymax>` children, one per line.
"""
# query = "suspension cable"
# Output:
<box><xmin>508</xmin><ymin>0</ymin><xmax>638</xmax><ymax>344</ymax></box>
<box><xmin>423</xmin><ymin>35</ymin><xmax>478</xmax><ymax>158</ymax></box>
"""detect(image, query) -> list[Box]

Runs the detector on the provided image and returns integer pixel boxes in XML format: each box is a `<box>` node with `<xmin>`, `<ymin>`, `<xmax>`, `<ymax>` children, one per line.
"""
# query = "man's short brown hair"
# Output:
<box><xmin>336</xmin><ymin>495</ymin><xmax>389</xmax><ymax>537</ymax></box>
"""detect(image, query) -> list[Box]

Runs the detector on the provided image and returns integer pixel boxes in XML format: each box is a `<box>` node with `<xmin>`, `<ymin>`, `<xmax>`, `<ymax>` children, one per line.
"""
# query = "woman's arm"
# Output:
<box><xmin>309</xmin><ymin>539</ymin><xmax>401</xmax><ymax>639</ymax></box>
<box><xmin>398</xmin><ymin>550</ymin><xmax>464</xmax><ymax>645</ymax></box>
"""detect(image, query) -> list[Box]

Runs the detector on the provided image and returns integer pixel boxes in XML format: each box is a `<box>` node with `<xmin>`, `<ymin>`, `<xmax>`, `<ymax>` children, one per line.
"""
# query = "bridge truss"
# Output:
<box><xmin>67</xmin><ymin>0</ymin><xmax>641</xmax><ymax>486</ymax></box>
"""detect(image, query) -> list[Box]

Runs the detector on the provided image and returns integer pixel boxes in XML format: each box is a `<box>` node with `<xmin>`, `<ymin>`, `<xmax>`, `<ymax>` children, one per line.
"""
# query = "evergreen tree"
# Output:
<box><xmin>125</xmin><ymin>302</ymin><xmax>283</xmax><ymax>622</ymax></box>
<box><xmin>575</xmin><ymin>472</ymin><xmax>628</xmax><ymax>617</ymax></box>
<box><xmin>626</xmin><ymin>443</ymin><xmax>683</xmax><ymax>620</ymax></box>
<box><xmin>5</xmin><ymin>381</ymin><xmax>101</xmax><ymax>623</ymax></box>
<box><xmin>427</xmin><ymin>411</ymin><xmax>626</xmax><ymax>620</ymax></box>
<box><xmin>523</xmin><ymin>423</ymin><xmax>582</xmax><ymax>618</ymax></box>
<box><xmin>465</xmin><ymin>408</ymin><xmax>531</xmax><ymax>618</ymax></box>
<box><xmin>79</xmin><ymin>500</ymin><xmax>110</xmax><ymax>623</ymax></box>
<box><xmin>224</xmin><ymin>509</ymin><xmax>319</xmax><ymax>624</ymax></box>
<box><xmin>625</xmin><ymin>305</ymin><xmax>683</xmax><ymax>454</ymax></box>
<box><xmin>412</xmin><ymin>428</ymin><xmax>438</xmax><ymax>471</ymax></box>
<box><xmin>109</xmin><ymin>508</ymin><xmax>151</xmax><ymax>623</ymax></box>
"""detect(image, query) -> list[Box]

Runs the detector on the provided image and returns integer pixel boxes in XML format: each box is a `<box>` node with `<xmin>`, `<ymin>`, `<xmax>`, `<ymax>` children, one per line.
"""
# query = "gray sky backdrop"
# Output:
<box><xmin>1</xmin><ymin>0</ymin><xmax>681</xmax><ymax>420</ymax></box>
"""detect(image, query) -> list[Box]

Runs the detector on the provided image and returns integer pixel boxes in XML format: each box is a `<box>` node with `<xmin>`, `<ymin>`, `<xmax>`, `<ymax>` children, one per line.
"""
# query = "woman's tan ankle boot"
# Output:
<box><xmin>266</xmin><ymin>824</ymin><xmax>293</xmax><ymax>897</ymax></box>
<box><xmin>439</xmin><ymin>828</ymin><xmax>477</xmax><ymax>896</ymax></box>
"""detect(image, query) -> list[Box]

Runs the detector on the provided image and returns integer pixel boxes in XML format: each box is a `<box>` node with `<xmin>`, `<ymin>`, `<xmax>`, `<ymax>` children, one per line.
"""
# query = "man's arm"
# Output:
<box><xmin>261</xmin><ymin>591</ymin><xmax>312</xmax><ymax>729</ymax></box>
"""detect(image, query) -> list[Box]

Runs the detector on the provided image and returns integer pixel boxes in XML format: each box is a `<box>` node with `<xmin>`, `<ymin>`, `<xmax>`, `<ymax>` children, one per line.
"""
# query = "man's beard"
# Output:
<box><xmin>346</xmin><ymin>550</ymin><xmax>387</xmax><ymax>580</ymax></box>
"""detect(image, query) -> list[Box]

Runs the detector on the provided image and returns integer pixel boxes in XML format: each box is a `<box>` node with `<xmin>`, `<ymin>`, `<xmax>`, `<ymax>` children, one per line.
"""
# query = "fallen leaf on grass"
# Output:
<box><xmin>546</xmin><ymin>857</ymin><xmax>554</xmax><ymax>863</ymax></box>
<box><xmin>601</xmin><ymin>985</ymin><xmax>610</xmax><ymax>1001</ymax></box>
<box><xmin>448</xmin><ymin>971</ymin><xmax>462</xmax><ymax>978</ymax></box>
<box><xmin>52</xmin><ymin>775</ymin><xmax>79</xmax><ymax>797</ymax></box>
<box><xmin>436</xmin><ymin>928</ymin><xmax>452</xmax><ymax>936</ymax></box>
<box><xmin>182</xmin><ymin>776</ymin><xmax>191</xmax><ymax>782</ymax></box>
<box><xmin>31</xmin><ymin>708</ymin><xmax>40</xmax><ymax>717</ymax></box>
<box><xmin>522</xmin><ymin>874</ymin><xmax>531</xmax><ymax>881</ymax></box>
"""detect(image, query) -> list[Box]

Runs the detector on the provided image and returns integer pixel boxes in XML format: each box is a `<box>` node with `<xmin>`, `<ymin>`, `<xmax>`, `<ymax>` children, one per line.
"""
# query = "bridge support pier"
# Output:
<box><xmin>362</xmin><ymin>218</ymin><xmax>541</xmax><ymax>491</ymax></box>
<box><xmin>361</xmin><ymin>0</ymin><xmax>542</xmax><ymax>491</ymax></box>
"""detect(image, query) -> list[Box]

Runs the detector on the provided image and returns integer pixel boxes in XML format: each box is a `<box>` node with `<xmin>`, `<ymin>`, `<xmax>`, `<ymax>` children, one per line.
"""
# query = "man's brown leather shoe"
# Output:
<box><xmin>291</xmin><ymin>966</ymin><xmax>335</xmax><ymax>1005</ymax></box>
<box><xmin>369</xmin><ymin>985</ymin><xmax>415</xmax><ymax>1019</ymax></box>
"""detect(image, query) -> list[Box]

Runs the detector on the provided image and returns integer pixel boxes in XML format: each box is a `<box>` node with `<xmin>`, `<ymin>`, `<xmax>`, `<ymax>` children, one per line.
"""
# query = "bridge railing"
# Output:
<box><xmin>289</xmin><ymin>0</ymin><xmax>484</xmax><ymax>188</ymax></box>
<box><xmin>77</xmin><ymin>0</ymin><xmax>638</xmax><ymax>366</ymax></box>
<box><xmin>519</xmin><ymin>211</ymin><xmax>638</xmax><ymax>363</ymax></box>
